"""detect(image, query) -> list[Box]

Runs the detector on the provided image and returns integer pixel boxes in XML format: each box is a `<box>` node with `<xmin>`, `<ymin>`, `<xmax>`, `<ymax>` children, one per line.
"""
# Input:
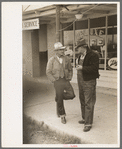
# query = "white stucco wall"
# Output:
<box><xmin>23</xmin><ymin>30</ymin><xmax>33</xmax><ymax>77</ymax></box>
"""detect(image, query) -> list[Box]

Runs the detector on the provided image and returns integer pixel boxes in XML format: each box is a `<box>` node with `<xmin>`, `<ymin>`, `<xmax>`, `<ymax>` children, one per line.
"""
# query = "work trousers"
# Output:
<box><xmin>54</xmin><ymin>78</ymin><xmax>75</xmax><ymax>117</ymax></box>
<box><xmin>77</xmin><ymin>71</ymin><xmax>96</xmax><ymax>126</ymax></box>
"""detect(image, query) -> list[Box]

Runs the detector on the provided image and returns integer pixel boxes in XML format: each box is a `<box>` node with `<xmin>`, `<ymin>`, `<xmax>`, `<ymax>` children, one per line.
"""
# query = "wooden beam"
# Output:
<box><xmin>84</xmin><ymin>12</ymin><xmax>117</xmax><ymax>19</ymax></box>
<box><xmin>23</xmin><ymin>9</ymin><xmax>56</xmax><ymax>20</ymax></box>
<box><xmin>94</xmin><ymin>4</ymin><xmax>117</xmax><ymax>11</ymax></box>
<box><xmin>56</xmin><ymin>5</ymin><xmax>60</xmax><ymax>42</ymax></box>
<box><xmin>109</xmin><ymin>10</ymin><xmax>117</xmax><ymax>14</ymax></box>
<box><xmin>85</xmin><ymin>9</ymin><xmax>109</xmax><ymax>14</ymax></box>
<box><xmin>39</xmin><ymin>17</ymin><xmax>54</xmax><ymax>21</ymax></box>
<box><xmin>39</xmin><ymin>21</ymin><xmax>51</xmax><ymax>24</ymax></box>
<box><xmin>22</xmin><ymin>4</ymin><xmax>117</xmax><ymax>21</ymax></box>
<box><xmin>22</xmin><ymin>4</ymin><xmax>90</xmax><ymax>20</ymax></box>
<box><xmin>22</xmin><ymin>5</ymin><xmax>56</xmax><ymax>15</ymax></box>
<box><xmin>60</xmin><ymin>18</ymin><xmax>75</xmax><ymax>23</ymax></box>
<box><xmin>101</xmin><ymin>4</ymin><xmax>117</xmax><ymax>9</ymax></box>
<box><xmin>60</xmin><ymin>11</ymin><xmax>117</xmax><ymax>24</ymax></box>
<box><xmin>65</xmin><ymin>4</ymin><xmax>94</xmax><ymax>12</ymax></box>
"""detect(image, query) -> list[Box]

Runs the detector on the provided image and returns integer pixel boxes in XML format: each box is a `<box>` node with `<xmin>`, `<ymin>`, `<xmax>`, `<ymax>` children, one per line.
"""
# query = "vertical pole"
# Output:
<box><xmin>88</xmin><ymin>18</ymin><xmax>90</xmax><ymax>48</ymax></box>
<box><xmin>73</xmin><ymin>21</ymin><xmax>75</xmax><ymax>68</ymax></box>
<box><xmin>56</xmin><ymin>5</ymin><xmax>60</xmax><ymax>42</ymax></box>
<box><xmin>105</xmin><ymin>16</ymin><xmax>108</xmax><ymax>70</ymax></box>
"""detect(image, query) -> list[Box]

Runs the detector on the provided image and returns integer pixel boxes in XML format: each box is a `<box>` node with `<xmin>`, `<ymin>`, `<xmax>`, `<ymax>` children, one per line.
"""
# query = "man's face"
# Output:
<box><xmin>77</xmin><ymin>46</ymin><xmax>86</xmax><ymax>55</ymax></box>
<box><xmin>56</xmin><ymin>48</ymin><xmax>65</xmax><ymax>57</ymax></box>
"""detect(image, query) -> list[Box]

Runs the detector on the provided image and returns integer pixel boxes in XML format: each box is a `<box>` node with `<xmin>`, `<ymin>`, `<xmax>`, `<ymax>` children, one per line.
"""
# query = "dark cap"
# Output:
<box><xmin>75</xmin><ymin>39</ymin><xmax>87</xmax><ymax>49</ymax></box>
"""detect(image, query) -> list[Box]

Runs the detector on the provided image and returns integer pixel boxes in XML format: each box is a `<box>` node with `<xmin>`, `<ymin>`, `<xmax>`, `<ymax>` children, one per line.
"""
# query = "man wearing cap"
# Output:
<box><xmin>75</xmin><ymin>39</ymin><xmax>100</xmax><ymax>132</ymax></box>
<box><xmin>46</xmin><ymin>42</ymin><xmax>75</xmax><ymax>124</ymax></box>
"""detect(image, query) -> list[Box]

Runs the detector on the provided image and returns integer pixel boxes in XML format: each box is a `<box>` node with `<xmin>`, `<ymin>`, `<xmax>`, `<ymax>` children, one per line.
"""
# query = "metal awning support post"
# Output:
<box><xmin>105</xmin><ymin>15</ymin><xmax>108</xmax><ymax>70</ymax></box>
<box><xmin>88</xmin><ymin>18</ymin><xmax>90</xmax><ymax>48</ymax></box>
<box><xmin>56</xmin><ymin>5</ymin><xmax>60</xmax><ymax>42</ymax></box>
<box><xmin>73</xmin><ymin>21</ymin><xmax>75</xmax><ymax>68</ymax></box>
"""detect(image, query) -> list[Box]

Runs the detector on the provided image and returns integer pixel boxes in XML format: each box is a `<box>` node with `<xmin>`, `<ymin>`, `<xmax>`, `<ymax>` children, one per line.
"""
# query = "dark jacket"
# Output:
<box><xmin>78</xmin><ymin>48</ymin><xmax>100</xmax><ymax>81</ymax></box>
<box><xmin>46</xmin><ymin>55</ymin><xmax>73</xmax><ymax>83</ymax></box>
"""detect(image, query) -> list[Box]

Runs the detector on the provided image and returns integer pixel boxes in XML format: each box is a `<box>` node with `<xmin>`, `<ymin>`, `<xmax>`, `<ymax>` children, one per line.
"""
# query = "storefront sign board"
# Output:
<box><xmin>90</xmin><ymin>28</ymin><xmax>105</xmax><ymax>36</ymax></box>
<box><xmin>108</xmin><ymin>57</ymin><xmax>117</xmax><ymax>70</ymax></box>
<box><xmin>22</xmin><ymin>18</ymin><xmax>39</xmax><ymax>30</ymax></box>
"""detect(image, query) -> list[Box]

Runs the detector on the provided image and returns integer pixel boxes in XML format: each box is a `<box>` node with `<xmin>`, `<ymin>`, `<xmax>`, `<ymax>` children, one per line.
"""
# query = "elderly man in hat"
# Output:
<box><xmin>46</xmin><ymin>42</ymin><xmax>75</xmax><ymax>124</ymax></box>
<box><xmin>75</xmin><ymin>39</ymin><xmax>100</xmax><ymax>132</ymax></box>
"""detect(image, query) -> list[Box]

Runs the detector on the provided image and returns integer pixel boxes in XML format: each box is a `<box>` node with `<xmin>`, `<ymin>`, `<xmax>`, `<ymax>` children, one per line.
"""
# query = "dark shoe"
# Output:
<box><xmin>83</xmin><ymin>126</ymin><xmax>92</xmax><ymax>132</ymax></box>
<box><xmin>78</xmin><ymin>120</ymin><xmax>85</xmax><ymax>124</ymax></box>
<box><xmin>61</xmin><ymin>117</ymin><xmax>66</xmax><ymax>124</ymax></box>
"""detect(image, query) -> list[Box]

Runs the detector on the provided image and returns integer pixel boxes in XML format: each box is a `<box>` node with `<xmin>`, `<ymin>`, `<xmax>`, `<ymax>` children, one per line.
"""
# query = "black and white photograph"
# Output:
<box><xmin>2</xmin><ymin>2</ymin><xmax>120</xmax><ymax>148</ymax></box>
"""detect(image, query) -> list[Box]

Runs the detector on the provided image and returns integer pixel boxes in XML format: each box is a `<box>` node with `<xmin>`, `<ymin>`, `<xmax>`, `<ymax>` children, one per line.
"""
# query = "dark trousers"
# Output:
<box><xmin>54</xmin><ymin>78</ymin><xmax>75</xmax><ymax>116</ymax></box>
<box><xmin>77</xmin><ymin>73</ymin><xmax>96</xmax><ymax>126</ymax></box>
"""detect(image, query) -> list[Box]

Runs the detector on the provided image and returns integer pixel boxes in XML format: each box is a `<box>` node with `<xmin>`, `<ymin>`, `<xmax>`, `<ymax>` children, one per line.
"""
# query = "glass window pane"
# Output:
<box><xmin>108</xmin><ymin>27</ymin><xmax>117</xmax><ymax>35</ymax></box>
<box><xmin>90</xmin><ymin>28</ymin><xmax>105</xmax><ymax>70</ymax></box>
<box><xmin>107</xmin><ymin>31</ymin><xmax>117</xmax><ymax>70</ymax></box>
<box><xmin>62</xmin><ymin>23</ymin><xmax>73</xmax><ymax>31</ymax></box>
<box><xmin>75</xmin><ymin>20</ymin><xmax>88</xmax><ymax>30</ymax></box>
<box><xmin>108</xmin><ymin>15</ymin><xmax>117</xmax><ymax>26</ymax></box>
<box><xmin>90</xmin><ymin>17</ymin><xmax>105</xmax><ymax>28</ymax></box>
<box><xmin>63</xmin><ymin>30</ymin><xmax>74</xmax><ymax>67</ymax></box>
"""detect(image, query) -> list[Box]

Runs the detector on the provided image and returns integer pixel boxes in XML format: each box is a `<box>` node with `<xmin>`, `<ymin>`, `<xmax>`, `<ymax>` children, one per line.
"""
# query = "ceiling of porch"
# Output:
<box><xmin>22</xmin><ymin>4</ymin><xmax>117</xmax><ymax>24</ymax></box>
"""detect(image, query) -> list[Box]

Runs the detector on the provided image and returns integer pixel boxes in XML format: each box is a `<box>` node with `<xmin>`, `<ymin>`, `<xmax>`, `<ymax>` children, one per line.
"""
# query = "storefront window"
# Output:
<box><xmin>90</xmin><ymin>17</ymin><xmax>106</xmax><ymax>70</ymax></box>
<box><xmin>90</xmin><ymin>27</ymin><xmax>105</xmax><ymax>70</ymax></box>
<box><xmin>90</xmin><ymin>17</ymin><xmax>105</xmax><ymax>28</ymax></box>
<box><xmin>63</xmin><ymin>22</ymin><xmax>74</xmax><ymax>66</ymax></box>
<box><xmin>107</xmin><ymin>15</ymin><xmax>117</xmax><ymax>70</ymax></box>
<box><xmin>107</xmin><ymin>27</ymin><xmax>117</xmax><ymax>70</ymax></box>
<box><xmin>75</xmin><ymin>20</ymin><xmax>88</xmax><ymax>29</ymax></box>
<box><xmin>62</xmin><ymin>15</ymin><xmax>117</xmax><ymax>70</ymax></box>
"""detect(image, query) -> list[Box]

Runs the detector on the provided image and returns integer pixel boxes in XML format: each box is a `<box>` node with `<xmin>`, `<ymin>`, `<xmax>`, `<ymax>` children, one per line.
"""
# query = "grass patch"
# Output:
<box><xmin>23</xmin><ymin>114</ymin><xmax>81</xmax><ymax>144</ymax></box>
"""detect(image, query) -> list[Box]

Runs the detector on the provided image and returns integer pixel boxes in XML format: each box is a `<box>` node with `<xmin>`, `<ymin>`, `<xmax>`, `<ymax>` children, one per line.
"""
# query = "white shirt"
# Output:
<box><xmin>80</xmin><ymin>51</ymin><xmax>86</xmax><ymax>60</ymax></box>
<box><xmin>56</xmin><ymin>55</ymin><xmax>63</xmax><ymax>64</ymax></box>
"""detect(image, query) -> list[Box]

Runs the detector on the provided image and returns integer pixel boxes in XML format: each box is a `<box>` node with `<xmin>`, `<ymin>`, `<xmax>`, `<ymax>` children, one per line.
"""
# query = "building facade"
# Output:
<box><xmin>22</xmin><ymin>3</ymin><xmax>118</xmax><ymax>89</ymax></box>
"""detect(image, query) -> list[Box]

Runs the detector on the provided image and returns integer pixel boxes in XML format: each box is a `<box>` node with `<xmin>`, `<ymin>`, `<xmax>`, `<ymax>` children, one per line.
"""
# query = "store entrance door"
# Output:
<box><xmin>39</xmin><ymin>51</ymin><xmax>47</xmax><ymax>76</ymax></box>
<box><xmin>31</xmin><ymin>30</ymin><xmax>40</xmax><ymax>77</ymax></box>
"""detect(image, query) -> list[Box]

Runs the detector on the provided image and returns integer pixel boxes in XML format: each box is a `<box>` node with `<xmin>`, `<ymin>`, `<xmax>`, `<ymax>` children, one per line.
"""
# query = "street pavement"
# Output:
<box><xmin>23</xmin><ymin>75</ymin><xmax>119</xmax><ymax>146</ymax></box>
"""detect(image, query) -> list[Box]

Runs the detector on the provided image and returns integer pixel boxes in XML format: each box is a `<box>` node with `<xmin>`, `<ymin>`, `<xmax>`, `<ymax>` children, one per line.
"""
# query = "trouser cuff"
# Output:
<box><xmin>60</xmin><ymin>114</ymin><xmax>66</xmax><ymax>118</ymax></box>
<box><xmin>85</xmin><ymin>124</ymin><xmax>92</xmax><ymax>127</ymax></box>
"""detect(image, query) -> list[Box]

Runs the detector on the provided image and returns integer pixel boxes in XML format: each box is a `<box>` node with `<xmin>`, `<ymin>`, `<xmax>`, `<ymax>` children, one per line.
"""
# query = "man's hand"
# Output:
<box><xmin>76</xmin><ymin>65</ymin><xmax>83</xmax><ymax>70</ymax></box>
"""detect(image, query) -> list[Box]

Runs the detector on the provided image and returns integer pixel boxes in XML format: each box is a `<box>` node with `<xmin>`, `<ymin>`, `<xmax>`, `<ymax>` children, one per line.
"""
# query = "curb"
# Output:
<box><xmin>37</xmin><ymin>120</ymin><xmax>93</xmax><ymax>144</ymax></box>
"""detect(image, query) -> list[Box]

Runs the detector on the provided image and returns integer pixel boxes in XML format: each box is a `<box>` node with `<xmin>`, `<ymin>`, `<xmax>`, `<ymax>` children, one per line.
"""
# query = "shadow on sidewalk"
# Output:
<box><xmin>23</xmin><ymin>75</ymin><xmax>118</xmax><ymax>145</ymax></box>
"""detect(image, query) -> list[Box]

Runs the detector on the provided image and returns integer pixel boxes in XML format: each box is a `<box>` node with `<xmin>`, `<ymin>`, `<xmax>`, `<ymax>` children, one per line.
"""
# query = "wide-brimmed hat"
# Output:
<box><xmin>54</xmin><ymin>42</ymin><xmax>66</xmax><ymax>50</ymax></box>
<box><xmin>75</xmin><ymin>39</ymin><xmax>87</xmax><ymax>49</ymax></box>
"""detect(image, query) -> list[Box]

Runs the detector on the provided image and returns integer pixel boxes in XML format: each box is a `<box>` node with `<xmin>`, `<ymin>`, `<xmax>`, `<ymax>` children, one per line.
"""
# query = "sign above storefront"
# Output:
<box><xmin>22</xmin><ymin>18</ymin><xmax>39</xmax><ymax>30</ymax></box>
<box><xmin>108</xmin><ymin>57</ymin><xmax>117</xmax><ymax>70</ymax></box>
<box><xmin>90</xmin><ymin>28</ymin><xmax>105</xmax><ymax>36</ymax></box>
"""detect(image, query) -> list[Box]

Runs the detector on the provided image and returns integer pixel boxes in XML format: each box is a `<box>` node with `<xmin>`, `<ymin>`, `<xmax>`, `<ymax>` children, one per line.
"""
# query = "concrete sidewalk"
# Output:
<box><xmin>23</xmin><ymin>76</ymin><xmax>118</xmax><ymax>145</ymax></box>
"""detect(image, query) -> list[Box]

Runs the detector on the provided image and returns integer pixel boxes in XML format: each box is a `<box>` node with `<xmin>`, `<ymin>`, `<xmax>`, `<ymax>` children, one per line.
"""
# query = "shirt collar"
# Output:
<box><xmin>56</xmin><ymin>55</ymin><xmax>63</xmax><ymax>64</ymax></box>
<box><xmin>83</xmin><ymin>50</ymin><xmax>87</xmax><ymax>56</ymax></box>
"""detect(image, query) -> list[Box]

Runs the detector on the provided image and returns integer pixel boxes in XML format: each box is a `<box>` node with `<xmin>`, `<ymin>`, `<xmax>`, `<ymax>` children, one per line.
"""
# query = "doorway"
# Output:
<box><xmin>39</xmin><ymin>51</ymin><xmax>48</xmax><ymax>76</ymax></box>
<box><xmin>31</xmin><ymin>30</ymin><xmax>40</xmax><ymax>77</ymax></box>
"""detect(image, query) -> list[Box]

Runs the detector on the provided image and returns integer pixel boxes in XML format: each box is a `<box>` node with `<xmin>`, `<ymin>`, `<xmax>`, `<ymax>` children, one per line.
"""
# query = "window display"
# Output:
<box><xmin>62</xmin><ymin>14</ymin><xmax>117</xmax><ymax>71</ymax></box>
